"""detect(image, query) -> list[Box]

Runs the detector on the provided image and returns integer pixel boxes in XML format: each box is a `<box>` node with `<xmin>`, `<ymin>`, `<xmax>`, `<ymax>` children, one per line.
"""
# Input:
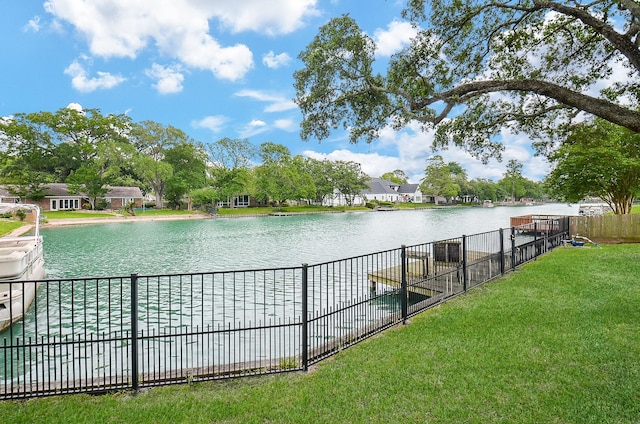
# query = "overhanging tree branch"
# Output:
<box><xmin>411</xmin><ymin>79</ymin><xmax>640</xmax><ymax>132</ymax></box>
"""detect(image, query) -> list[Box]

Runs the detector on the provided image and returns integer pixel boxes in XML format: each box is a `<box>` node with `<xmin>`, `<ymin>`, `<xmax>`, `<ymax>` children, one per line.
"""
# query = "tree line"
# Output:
<box><xmin>0</xmin><ymin>108</ymin><xmax>372</xmax><ymax>209</ymax></box>
<box><xmin>417</xmin><ymin>156</ymin><xmax>544</xmax><ymax>204</ymax></box>
<box><xmin>0</xmin><ymin>107</ymin><xmax>544</xmax><ymax>210</ymax></box>
<box><xmin>1</xmin><ymin>107</ymin><xmax>636</xmax><ymax>213</ymax></box>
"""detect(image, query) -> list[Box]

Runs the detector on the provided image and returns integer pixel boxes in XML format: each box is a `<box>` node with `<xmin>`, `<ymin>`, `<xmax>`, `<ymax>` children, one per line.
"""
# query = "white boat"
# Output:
<box><xmin>0</xmin><ymin>203</ymin><xmax>45</xmax><ymax>332</ymax></box>
<box><xmin>578</xmin><ymin>203</ymin><xmax>612</xmax><ymax>216</ymax></box>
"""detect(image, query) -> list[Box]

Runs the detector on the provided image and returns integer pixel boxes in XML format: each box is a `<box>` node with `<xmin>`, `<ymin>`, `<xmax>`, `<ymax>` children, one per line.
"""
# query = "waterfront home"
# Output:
<box><xmin>323</xmin><ymin>178</ymin><xmax>425</xmax><ymax>206</ymax></box>
<box><xmin>0</xmin><ymin>183</ymin><xmax>144</xmax><ymax>212</ymax></box>
<box><xmin>363</xmin><ymin>178</ymin><xmax>424</xmax><ymax>203</ymax></box>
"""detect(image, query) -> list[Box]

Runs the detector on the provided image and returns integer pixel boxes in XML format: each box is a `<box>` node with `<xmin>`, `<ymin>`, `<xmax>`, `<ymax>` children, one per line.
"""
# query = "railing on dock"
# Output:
<box><xmin>0</xmin><ymin>216</ymin><xmax>570</xmax><ymax>399</ymax></box>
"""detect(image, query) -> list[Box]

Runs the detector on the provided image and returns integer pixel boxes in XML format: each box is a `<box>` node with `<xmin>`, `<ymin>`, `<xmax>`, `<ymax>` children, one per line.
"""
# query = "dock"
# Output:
<box><xmin>368</xmin><ymin>257</ymin><xmax>462</xmax><ymax>297</ymax></box>
<box><xmin>510</xmin><ymin>215</ymin><xmax>563</xmax><ymax>234</ymax></box>
<box><xmin>368</xmin><ymin>249</ymin><xmax>499</xmax><ymax>298</ymax></box>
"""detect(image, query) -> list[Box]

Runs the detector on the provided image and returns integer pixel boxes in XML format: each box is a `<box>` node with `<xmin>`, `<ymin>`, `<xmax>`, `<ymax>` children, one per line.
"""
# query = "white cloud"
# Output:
<box><xmin>373</xmin><ymin>20</ymin><xmax>417</xmax><ymax>57</ymax></box>
<box><xmin>305</xmin><ymin>120</ymin><xmax>550</xmax><ymax>184</ymax></box>
<box><xmin>304</xmin><ymin>149</ymin><xmax>405</xmax><ymax>181</ymax></box>
<box><xmin>234</xmin><ymin>89</ymin><xmax>297</xmax><ymax>112</ymax></box>
<box><xmin>239</xmin><ymin>119</ymin><xmax>269</xmax><ymax>138</ymax></box>
<box><xmin>192</xmin><ymin>115</ymin><xmax>229</xmax><ymax>133</ymax></box>
<box><xmin>262</xmin><ymin>51</ymin><xmax>292</xmax><ymax>69</ymax></box>
<box><xmin>43</xmin><ymin>0</ymin><xmax>319</xmax><ymax>80</ymax></box>
<box><xmin>24</xmin><ymin>16</ymin><xmax>41</xmax><ymax>32</ymax></box>
<box><xmin>206</xmin><ymin>0</ymin><xmax>320</xmax><ymax>35</ymax></box>
<box><xmin>146</xmin><ymin>63</ymin><xmax>185</xmax><ymax>94</ymax></box>
<box><xmin>66</xmin><ymin>102</ymin><xmax>83</xmax><ymax>112</ymax></box>
<box><xmin>63</xmin><ymin>60</ymin><xmax>125</xmax><ymax>93</ymax></box>
<box><xmin>273</xmin><ymin>119</ymin><xmax>297</xmax><ymax>131</ymax></box>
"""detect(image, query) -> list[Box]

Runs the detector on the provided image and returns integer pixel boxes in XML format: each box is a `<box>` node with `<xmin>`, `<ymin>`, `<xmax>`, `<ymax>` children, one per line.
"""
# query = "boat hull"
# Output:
<box><xmin>0</xmin><ymin>238</ymin><xmax>44</xmax><ymax>333</ymax></box>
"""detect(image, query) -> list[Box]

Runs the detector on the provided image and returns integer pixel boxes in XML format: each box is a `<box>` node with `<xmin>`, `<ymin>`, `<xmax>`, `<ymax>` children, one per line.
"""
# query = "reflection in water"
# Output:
<box><xmin>1</xmin><ymin>204</ymin><xmax>575</xmax><ymax>381</ymax></box>
<box><xmin>42</xmin><ymin>203</ymin><xmax>575</xmax><ymax>278</ymax></box>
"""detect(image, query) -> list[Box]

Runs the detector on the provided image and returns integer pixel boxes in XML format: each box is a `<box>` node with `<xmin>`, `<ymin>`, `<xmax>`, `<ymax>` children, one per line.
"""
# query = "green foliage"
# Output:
<box><xmin>546</xmin><ymin>119</ymin><xmax>640</xmax><ymax>214</ymax></box>
<box><xmin>207</xmin><ymin>137</ymin><xmax>257</xmax><ymax>169</ymax></box>
<box><xmin>279</xmin><ymin>357</ymin><xmax>299</xmax><ymax>370</ymax></box>
<box><xmin>295</xmin><ymin>2</ymin><xmax>640</xmax><ymax>161</ymax></box>
<box><xmin>498</xmin><ymin>159</ymin><xmax>526</xmax><ymax>201</ymax></box>
<box><xmin>420</xmin><ymin>155</ymin><xmax>460</xmax><ymax>203</ymax></box>
<box><xmin>67</xmin><ymin>166</ymin><xmax>109</xmax><ymax>210</ymax></box>
<box><xmin>207</xmin><ymin>138</ymin><xmax>257</xmax><ymax>207</ymax></box>
<box><xmin>467</xmin><ymin>178</ymin><xmax>498</xmax><ymax>202</ymax></box>
<box><xmin>380</xmin><ymin>169</ymin><xmax>408</xmax><ymax>185</ymax></box>
<box><xmin>254</xmin><ymin>143</ymin><xmax>320</xmax><ymax>206</ymax></box>
<box><xmin>331</xmin><ymin>160</ymin><xmax>369</xmax><ymax>206</ymax></box>
<box><xmin>190</xmin><ymin>188</ymin><xmax>219</xmax><ymax>209</ymax></box>
<box><xmin>164</xmin><ymin>142</ymin><xmax>208</xmax><ymax>208</ymax></box>
<box><xmin>14</xmin><ymin>209</ymin><xmax>27</xmax><ymax>221</ymax></box>
<box><xmin>294</xmin><ymin>15</ymin><xmax>390</xmax><ymax>144</ymax></box>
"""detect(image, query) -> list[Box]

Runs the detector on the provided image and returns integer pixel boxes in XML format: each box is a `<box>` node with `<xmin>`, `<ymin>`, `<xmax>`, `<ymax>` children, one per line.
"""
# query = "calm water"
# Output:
<box><xmin>2</xmin><ymin>203</ymin><xmax>577</xmax><ymax>382</ymax></box>
<box><xmin>41</xmin><ymin>203</ymin><xmax>577</xmax><ymax>278</ymax></box>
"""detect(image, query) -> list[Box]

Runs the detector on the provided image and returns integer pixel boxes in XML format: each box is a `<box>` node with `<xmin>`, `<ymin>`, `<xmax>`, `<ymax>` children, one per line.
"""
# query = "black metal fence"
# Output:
<box><xmin>0</xmin><ymin>216</ymin><xmax>569</xmax><ymax>399</ymax></box>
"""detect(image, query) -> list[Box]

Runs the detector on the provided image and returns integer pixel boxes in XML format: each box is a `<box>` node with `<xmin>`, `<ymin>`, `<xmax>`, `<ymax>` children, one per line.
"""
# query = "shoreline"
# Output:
<box><xmin>5</xmin><ymin>208</ymin><xmax>364</xmax><ymax>237</ymax></box>
<box><xmin>6</xmin><ymin>213</ymin><xmax>212</xmax><ymax>237</ymax></box>
<box><xmin>5</xmin><ymin>202</ymin><xmax>554</xmax><ymax>238</ymax></box>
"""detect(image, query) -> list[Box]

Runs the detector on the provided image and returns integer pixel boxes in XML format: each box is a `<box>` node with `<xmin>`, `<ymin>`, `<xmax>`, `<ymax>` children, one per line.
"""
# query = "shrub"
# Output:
<box><xmin>14</xmin><ymin>209</ymin><xmax>27</xmax><ymax>221</ymax></box>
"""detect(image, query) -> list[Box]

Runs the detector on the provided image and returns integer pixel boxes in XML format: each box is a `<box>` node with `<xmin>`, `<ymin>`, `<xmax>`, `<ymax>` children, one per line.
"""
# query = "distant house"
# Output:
<box><xmin>216</xmin><ymin>194</ymin><xmax>266</xmax><ymax>208</ymax></box>
<box><xmin>0</xmin><ymin>187</ymin><xmax>19</xmax><ymax>204</ymax></box>
<box><xmin>362</xmin><ymin>178</ymin><xmax>423</xmax><ymax>204</ymax></box>
<box><xmin>397</xmin><ymin>183</ymin><xmax>423</xmax><ymax>203</ymax></box>
<box><xmin>0</xmin><ymin>183</ymin><xmax>144</xmax><ymax>212</ymax></box>
<box><xmin>322</xmin><ymin>178</ymin><xmax>425</xmax><ymax>207</ymax></box>
<box><xmin>102</xmin><ymin>186</ymin><xmax>145</xmax><ymax>210</ymax></box>
<box><xmin>422</xmin><ymin>194</ymin><xmax>448</xmax><ymax>204</ymax></box>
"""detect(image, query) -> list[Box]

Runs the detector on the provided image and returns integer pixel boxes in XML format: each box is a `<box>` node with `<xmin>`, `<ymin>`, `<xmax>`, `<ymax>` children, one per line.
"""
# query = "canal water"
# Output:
<box><xmin>2</xmin><ymin>203</ymin><xmax>577</xmax><ymax>384</ymax></box>
<box><xmin>41</xmin><ymin>203</ymin><xmax>577</xmax><ymax>278</ymax></box>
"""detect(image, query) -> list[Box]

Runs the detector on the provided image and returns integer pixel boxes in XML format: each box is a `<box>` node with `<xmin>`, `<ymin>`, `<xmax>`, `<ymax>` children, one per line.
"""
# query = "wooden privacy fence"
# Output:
<box><xmin>570</xmin><ymin>214</ymin><xmax>640</xmax><ymax>243</ymax></box>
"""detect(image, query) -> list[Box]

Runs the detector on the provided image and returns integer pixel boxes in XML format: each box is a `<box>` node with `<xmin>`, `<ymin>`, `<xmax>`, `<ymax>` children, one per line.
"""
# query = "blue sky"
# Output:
<box><xmin>1</xmin><ymin>0</ymin><xmax>553</xmax><ymax>183</ymax></box>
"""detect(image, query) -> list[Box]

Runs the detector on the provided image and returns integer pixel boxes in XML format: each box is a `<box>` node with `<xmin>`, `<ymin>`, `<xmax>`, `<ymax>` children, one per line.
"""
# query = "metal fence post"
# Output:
<box><xmin>499</xmin><ymin>228</ymin><xmax>505</xmax><ymax>275</ymax></box>
<box><xmin>462</xmin><ymin>235</ymin><xmax>468</xmax><ymax>292</ymax></box>
<box><xmin>511</xmin><ymin>227</ymin><xmax>516</xmax><ymax>270</ymax></box>
<box><xmin>301</xmin><ymin>264</ymin><xmax>309</xmax><ymax>372</ymax></box>
<box><xmin>401</xmin><ymin>245</ymin><xmax>408</xmax><ymax>324</ymax></box>
<box><xmin>534</xmin><ymin>222</ymin><xmax>538</xmax><ymax>260</ymax></box>
<box><xmin>130</xmin><ymin>273</ymin><xmax>139</xmax><ymax>392</ymax></box>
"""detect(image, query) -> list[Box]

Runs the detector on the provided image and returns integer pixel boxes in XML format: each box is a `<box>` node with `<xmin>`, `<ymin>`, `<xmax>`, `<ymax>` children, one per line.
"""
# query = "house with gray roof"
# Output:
<box><xmin>362</xmin><ymin>178</ymin><xmax>423</xmax><ymax>203</ymax></box>
<box><xmin>324</xmin><ymin>178</ymin><xmax>424</xmax><ymax>206</ymax></box>
<box><xmin>0</xmin><ymin>183</ymin><xmax>144</xmax><ymax>212</ymax></box>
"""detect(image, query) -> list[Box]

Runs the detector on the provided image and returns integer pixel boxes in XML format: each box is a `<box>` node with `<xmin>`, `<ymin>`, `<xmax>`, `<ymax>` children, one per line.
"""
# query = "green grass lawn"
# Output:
<box><xmin>0</xmin><ymin>220</ymin><xmax>26</xmax><ymax>236</ymax></box>
<box><xmin>42</xmin><ymin>209</ymin><xmax>199</xmax><ymax>220</ymax></box>
<box><xmin>43</xmin><ymin>210</ymin><xmax>118</xmax><ymax>219</ymax></box>
<box><xmin>2</xmin><ymin>244</ymin><xmax>639</xmax><ymax>423</ymax></box>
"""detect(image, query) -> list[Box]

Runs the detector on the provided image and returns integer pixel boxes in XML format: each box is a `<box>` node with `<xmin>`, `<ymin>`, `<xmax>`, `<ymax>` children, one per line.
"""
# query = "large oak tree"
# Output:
<box><xmin>294</xmin><ymin>1</ymin><xmax>640</xmax><ymax>161</ymax></box>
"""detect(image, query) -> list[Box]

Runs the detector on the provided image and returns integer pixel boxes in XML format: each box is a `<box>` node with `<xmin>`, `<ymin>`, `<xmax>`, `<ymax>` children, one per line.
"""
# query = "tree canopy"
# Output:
<box><xmin>499</xmin><ymin>160</ymin><xmax>526</xmax><ymax>202</ymax></box>
<box><xmin>545</xmin><ymin>119</ymin><xmax>640</xmax><ymax>214</ymax></box>
<box><xmin>294</xmin><ymin>1</ymin><xmax>640</xmax><ymax>161</ymax></box>
<box><xmin>0</xmin><ymin>105</ymin><xmax>545</xmax><ymax>210</ymax></box>
<box><xmin>420</xmin><ymin>155</ymin><xmax>460</xmax><ymax>203</ymax></box>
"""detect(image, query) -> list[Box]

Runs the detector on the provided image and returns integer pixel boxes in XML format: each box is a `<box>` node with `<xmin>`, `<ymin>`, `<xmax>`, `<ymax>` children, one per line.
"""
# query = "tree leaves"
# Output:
<box><xmin>294</xmin><ymin>1</ymin><xmax>640</xmax><ymax>159</ymax></box>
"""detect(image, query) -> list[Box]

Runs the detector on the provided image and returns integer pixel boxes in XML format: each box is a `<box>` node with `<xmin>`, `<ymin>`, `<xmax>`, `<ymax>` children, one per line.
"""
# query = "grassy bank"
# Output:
<box><xmin>2</xmin><ymin>244</ymin><xmax>638</xmax><ymax>423</ymax></box>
